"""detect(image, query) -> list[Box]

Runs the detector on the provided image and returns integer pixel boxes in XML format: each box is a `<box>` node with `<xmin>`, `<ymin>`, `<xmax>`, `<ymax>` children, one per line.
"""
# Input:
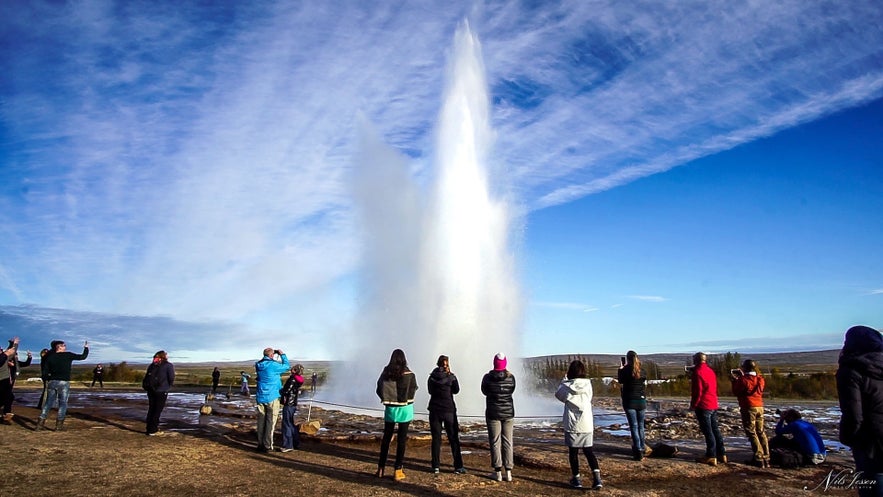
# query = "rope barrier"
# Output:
<box><xmin>305</xmin><ymin>397</ymin><xmax>627</xmax><ymax>421</ymax></box>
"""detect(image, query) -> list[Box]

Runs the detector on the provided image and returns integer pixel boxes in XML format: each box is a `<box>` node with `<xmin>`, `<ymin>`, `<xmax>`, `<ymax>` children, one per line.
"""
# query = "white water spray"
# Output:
<box><xmin>339</xmin><ymin>22</ymin><xmax>522</xmax><ymax>418</ymax></box>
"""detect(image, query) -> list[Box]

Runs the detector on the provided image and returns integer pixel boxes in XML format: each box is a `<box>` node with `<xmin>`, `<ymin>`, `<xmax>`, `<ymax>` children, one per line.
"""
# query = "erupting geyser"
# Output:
<box><xmin>338</xmin><ymin>21</ymin><xmax>522</xmax><ymax>417</ymax></box>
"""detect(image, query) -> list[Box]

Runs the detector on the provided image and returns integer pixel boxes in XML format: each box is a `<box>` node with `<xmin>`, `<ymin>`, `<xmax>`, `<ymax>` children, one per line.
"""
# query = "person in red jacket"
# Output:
<box><xmin>731</xmin><ymin>359</ymin><xmax>770</xmax><ymax>467</ymax></box>
<box><xmin>690</xmin><ymin>352</ymin><xmax>726</xmax><ymax>466</ymax></box>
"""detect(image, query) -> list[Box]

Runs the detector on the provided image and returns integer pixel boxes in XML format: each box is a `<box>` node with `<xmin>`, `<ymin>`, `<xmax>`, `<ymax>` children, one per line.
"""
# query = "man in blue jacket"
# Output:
<box><xmin>254</xmin><ymin>347</ymin><xmax>290</xmax><ymax>452</ymax></box>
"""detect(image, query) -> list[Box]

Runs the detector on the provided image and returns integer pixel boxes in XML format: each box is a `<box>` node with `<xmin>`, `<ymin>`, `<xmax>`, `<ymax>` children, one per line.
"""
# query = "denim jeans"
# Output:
<box><xmin>625</xmin><ymin>408</ymin><xmax>646</xmax><ymax>455</ymax></box>
<box><xmin>40</xmin><ymin>380</ymin><xmax>71</xmax><ymax>420</ymax></box>
<box><xmin>487</xmin><ymin>417</ymin><xmax>514</xmax><ymax>470</ymax></box>
<box><xmin>281</xmin><ymin>404</ymin><xmax>300</xmax><ymax>449</ymax></box>
<box><xmin>695</xmin><ymin>408</ymin><xmax>726</xmax><ymax>458</ymax></box>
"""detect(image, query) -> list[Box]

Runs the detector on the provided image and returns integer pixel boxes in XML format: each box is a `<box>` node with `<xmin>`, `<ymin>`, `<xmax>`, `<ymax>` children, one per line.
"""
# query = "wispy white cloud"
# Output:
<box><xmin>1</xmin><ymin>1</ymin><xmax>881</xmax><ymax>358</ymax></box>
<box><xmin>869</xmin><ymin>289</ymin><xmax>883</xmax><ymax>295</ymax></box>
<box><xmin>534</xmin><ymin>301</ymin><xmax>599</xmax><ymax>312</ymax></box>
<box><xmin>627</xmin><ymin>295</ymin><xmax>668</xmax><ymax>303</ymax></box>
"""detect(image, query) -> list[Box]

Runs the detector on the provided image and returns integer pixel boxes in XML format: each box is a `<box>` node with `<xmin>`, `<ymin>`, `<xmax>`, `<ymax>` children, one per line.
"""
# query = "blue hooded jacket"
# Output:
<box><xmin>255</xmin><ymin>353</ymin><xmax>290</xmax><ymax>404</ymax></box>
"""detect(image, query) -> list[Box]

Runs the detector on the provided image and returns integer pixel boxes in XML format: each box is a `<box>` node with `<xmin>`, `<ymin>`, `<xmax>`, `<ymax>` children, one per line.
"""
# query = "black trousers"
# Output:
<box><xmin>146</xmin><ymin>390</ymin><xmax>168</xmax><ymax>434</ymax></box>
<box><xmin>0</xmin><ymin>379</ymin><xmax>12</xmax><ymax>414</ymax></box>
<box><xmin>569</xmin><ymin>446</ymin><xmax>600</xmax><ymax>476</ymax></box>
<box><xmin>378</xmin><ymin>421</ymin><xmax>410</xmax><ymax>469</ymax></box>
<box><xmin>429</xmin><ymin>410</ymin><xmax>464</xmax><ymax>469</ymax></box>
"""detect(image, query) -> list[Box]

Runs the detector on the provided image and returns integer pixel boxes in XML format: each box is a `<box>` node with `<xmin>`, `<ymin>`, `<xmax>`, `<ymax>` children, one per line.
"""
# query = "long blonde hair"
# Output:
<box><xmin>627</xmin><ymin>350</ymin><xmax>642</xmax><ymax>379</ymax></box>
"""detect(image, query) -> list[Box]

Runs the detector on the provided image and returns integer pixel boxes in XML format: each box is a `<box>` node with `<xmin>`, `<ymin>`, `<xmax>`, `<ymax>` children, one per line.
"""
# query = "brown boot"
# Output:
<box><xmin>35</xmin><ymin>418</ymin><xmax>46</xmax><ymax>431</ymax></box>
<box><xmin>55</xmin><ymin>419</ymin><xmax>65</xmax><ymax>431</ymax></box>
<box><xmin>1</xmin><ymin>413</ymin><xmax>13</xmax><ymax>425</ymax></box>
<box><xmin>695</xmin><ymin>456</ymin><xmax>717</xmax><ymax>466</ymax></box>
<box><xmin>394</xmin><ymin>468</ymin><xmax>406</xmax><ymax>481</ymax></box>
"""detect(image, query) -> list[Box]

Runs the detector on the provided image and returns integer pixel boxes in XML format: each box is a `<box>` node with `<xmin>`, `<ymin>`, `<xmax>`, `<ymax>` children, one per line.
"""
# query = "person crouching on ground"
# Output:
<box><xmin>279</xmin><ymin>364</ymin><xmax>304</xmax><ymax>452</ymax></box>
<box><xmin>375</xmin><ymin>348</ymin><xmax>418</xmax><ymax>481</ymax></box>
<box><xmin>427</xmin><ymin>354</ymin><xmax>466</xmax><ymax>474</ymax></box>
<box><xmin>731</xmin><ymin>359</ymin><xmax>770</xmax><ymax>467</ymax></box>
<box><xmin>618</xmin><ymin>350</ymin><xmax>650</xmax><ymax>461</ymax></box>
<box><xmin>482</xmin><ymin>352</ymin><xmax>516</xmax><ymax>482</ymax></box>
<box><xmin>143</xmin><ymin>350</ymin><xmax>175</xmax><ymax>436</ymax></box>
<box><xmin>689</xmin><ymin>352</ymin><xmax>727</xmax><ymax>465</ymax></box>
<box><xmin>772</xmin><ymin>408</ymin><xmax>826</xmax><ymax>465</ymax></box>
<box><xmin>254</xmin><ymin>347</ymin><xmax>290</xmax><ymax>453</ymax></box>
<box><xmin>557</xmin><ymin>359</ymin><xmax>603</xmax><ymax>490</ymax></box>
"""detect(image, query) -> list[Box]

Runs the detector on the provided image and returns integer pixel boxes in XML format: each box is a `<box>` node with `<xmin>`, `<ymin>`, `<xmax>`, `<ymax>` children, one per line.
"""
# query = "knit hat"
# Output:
<box><xmin>493</xmin><ymin>352</ymin><xmax>507</xmax><ymax>371</ymax></box>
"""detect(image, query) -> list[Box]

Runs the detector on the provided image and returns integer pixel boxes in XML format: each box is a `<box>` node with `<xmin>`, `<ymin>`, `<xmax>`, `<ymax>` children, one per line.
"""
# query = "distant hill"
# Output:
<box><xmin>524</xmin><ymin>350</ymin><xmax>841</xmax><ymax>376</ymax></box>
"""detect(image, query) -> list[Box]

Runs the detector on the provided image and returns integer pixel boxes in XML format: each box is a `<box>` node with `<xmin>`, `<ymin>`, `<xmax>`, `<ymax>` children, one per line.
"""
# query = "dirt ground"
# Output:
<box><xmin>1</xmin><ymin>391</ymin><xmax>857</xmax><ymax>497</ymax></box>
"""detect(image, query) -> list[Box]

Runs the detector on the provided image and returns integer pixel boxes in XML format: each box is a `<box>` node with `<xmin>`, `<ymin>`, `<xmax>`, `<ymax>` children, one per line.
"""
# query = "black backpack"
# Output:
<box><xmin>770</xmin><ymin>447</ymin><xmax>803</xmax><ymax>469</ymax></box>
<box><xmin>142</xmin><ymin>364</ymin><xmax>162</xmax><ymax>391</ymax></box>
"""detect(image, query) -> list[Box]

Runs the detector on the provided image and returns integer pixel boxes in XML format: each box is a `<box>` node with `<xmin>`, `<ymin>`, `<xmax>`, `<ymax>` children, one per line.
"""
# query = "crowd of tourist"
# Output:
<box><xmin>1</xmin><ymin>324</ymin><xmax>880</xmax><ymax>495</ymax></box>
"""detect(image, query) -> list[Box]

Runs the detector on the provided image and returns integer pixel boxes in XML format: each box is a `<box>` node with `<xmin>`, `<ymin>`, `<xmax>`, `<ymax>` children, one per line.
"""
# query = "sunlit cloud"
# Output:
<box><xmin>534</xmin><ymin>301</ymin><xmax>599</xmax><ymax>313</ymax></box>
<box><xmin>627</xmin><ymin>295</ymin><xmax>668</xmax><ymax>303</ymax></box>
<box><xmin>1</xmin><ymin>1</ymin><xmax>881</xmax><ymax>360</ymax></box>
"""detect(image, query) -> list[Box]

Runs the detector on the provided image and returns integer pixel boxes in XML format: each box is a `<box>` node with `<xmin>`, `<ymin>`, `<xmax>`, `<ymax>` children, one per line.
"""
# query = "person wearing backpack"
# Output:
<box><xmin>142</xmin><ymin>350</ymin><xmax>175</xmax><ymax>436</ymax></box>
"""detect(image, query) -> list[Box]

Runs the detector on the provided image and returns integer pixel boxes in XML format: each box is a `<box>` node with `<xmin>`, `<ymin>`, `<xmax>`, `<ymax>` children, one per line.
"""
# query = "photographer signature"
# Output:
<box><xmin>805</xmin><ymin>469</ymin><xmax>876</xmax><ymax>492</ymax></box>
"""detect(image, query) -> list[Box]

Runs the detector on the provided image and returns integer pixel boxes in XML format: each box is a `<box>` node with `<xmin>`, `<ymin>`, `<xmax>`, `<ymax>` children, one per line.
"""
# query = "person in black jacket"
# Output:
<box><xmin>280</xmin><ymin>364</ymin><xmax>304</xmax><ymax>452</ymax></box>
<box><xmin>36</xmin><ymin>339</ymin><xmax>89</xmax><ymax>432</ymax></box>
<box><xmin>836</xmin><ymin>325</ymin><xmax>883</xmax><ymax>497</ymax></box>
<box><xmin>142</xmin><ymin>350</ymin><xmax>175</xmax><ymax>436</ymax></box>
<box><xmin>427</xmin><ymin>355</ymin><xmax>465</xmax><ymax>474</ymax></box>
<box><xmin>375</xmin><ymin>349</ymin><xmax>418</xmax><ymax>481</ymax></box>
<box><xmin>211</xmin><ymin>367</ymin><xmax>221</xmax><ymax>394</ymax></box>
<box><xmin>481</xmin><ymin>352</ymin><xmax>516</xmax><ymax>482</ymax></box>
<box><xmin>36</xmin><ymin>348</ymin><xmax>50</xmax><ymax>410</ymax></box>
<box><xmin>618</xmin><ymin>350</ymin><xmax>649</xmax><ymax>461</ymax></box>
<box><xmin>90</xmin><ymin>364</ymin><xmax>104</xmax><ymax>388</ymax></box>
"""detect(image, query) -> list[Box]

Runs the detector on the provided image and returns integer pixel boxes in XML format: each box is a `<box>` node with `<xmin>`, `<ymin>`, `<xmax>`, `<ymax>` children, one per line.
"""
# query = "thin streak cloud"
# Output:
<box><xmin>1</xmin><ymin>1</ymin><xmax>880</xmax><ymax>360</ymax></box>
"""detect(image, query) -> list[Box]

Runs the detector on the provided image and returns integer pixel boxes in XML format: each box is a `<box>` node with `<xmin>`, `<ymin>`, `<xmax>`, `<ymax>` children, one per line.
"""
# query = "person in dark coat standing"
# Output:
<box><xmin>618</xmin><ymin>350</ymin><xmax>649</xmax><ymax>461</ymax></box>
<box><xmin>836</xmin><ymin>325</ymin><xmax>883</xmax><ymax>497</ymax></box>
<box><xmin>375</xmin><ymin>349</ymin><xmax>418</xmax><ymax>481</ymax></box>
<box><xmin>427</xmin><ymin>355</ymin><xmax>465</xmax><ymax>474</ymax></box>
<box><xmin>211</xmin><ymin>367</ymin><xmax>221</xmax><ymax>394</ymax></box>
<box><xmin>142</xmin><ymin>350</ymin><xmax>175</xmax><ymax>436</ymax></box>
<box><xmin>91</xmin><ymin>364</ymin><xmax>104</xmax><ymax>388</ymax></box>
<box><xmin>481</xmin><ymin>352</ymin><xmax>516</xmax><ymax>482</ymax></box>
<box><xmin>36</xmin><ymin>348</ymin><xmax>50</xmax><ymax>410</ymax></box>
<box><xmin>279</xmin><ymin>364</ymin><xmax>304</xmax><ymax>452</ymax></box>
<box><xmin>0</xmin><ymin>337</ymin><xmax>21</xmax><ymax>425</ymax></box>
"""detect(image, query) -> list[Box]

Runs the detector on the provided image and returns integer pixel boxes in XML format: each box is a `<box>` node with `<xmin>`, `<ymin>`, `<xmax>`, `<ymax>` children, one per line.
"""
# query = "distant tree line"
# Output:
<box><xmin>525</xmin><ymin>351</ymin><xmax>839</xmax><ymax>400</ymax></box>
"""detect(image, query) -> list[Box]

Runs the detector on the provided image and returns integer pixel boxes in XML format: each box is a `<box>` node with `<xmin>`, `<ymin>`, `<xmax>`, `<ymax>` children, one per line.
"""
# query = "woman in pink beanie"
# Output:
<box><xmin>481</xmin><ymin>352</ymin><xmax>516</xmax><ymax>482</ymax></box>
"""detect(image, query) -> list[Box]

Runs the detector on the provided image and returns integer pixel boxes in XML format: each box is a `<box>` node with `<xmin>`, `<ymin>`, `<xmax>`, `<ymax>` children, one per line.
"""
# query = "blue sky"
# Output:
<box><xmin>1</xmin><ymin>1</ymin><xmax>881</xmax><ymax>364</ymax></box>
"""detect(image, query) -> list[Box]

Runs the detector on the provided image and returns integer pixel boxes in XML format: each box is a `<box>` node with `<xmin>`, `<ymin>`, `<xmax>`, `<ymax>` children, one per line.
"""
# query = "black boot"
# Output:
<box><xmin>35</xmin><ymin>418</ymin><xmax>46</xmax><ymax>431</ymax></box>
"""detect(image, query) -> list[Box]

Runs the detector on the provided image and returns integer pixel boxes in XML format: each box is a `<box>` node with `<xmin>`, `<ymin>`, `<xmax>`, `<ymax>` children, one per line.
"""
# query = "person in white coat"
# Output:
<box><xmin>555</xmin><ymin>359</ymin><xmax>603</xmax><ymax>490</ymax></box>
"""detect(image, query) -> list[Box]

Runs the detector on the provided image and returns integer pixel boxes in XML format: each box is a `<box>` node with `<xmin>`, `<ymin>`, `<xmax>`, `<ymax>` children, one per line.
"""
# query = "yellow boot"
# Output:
<box><xmin>394</xmin><ymin>468</ymin><xmax>406</xmax><ymax>481</ymax></box>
